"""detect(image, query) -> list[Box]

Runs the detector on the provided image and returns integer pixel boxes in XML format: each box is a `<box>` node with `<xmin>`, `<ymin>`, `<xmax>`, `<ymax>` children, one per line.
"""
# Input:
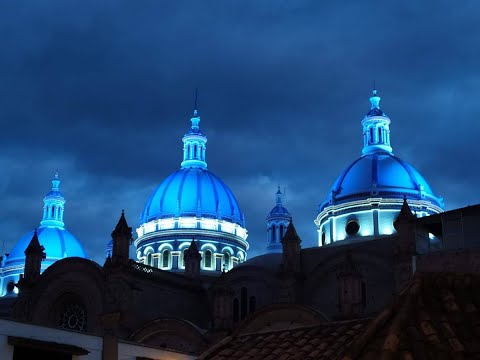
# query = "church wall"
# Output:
<box><xmin>0</xmin><ymin>318</ymin><xmax>195</xmax><ymax>359</ymax></box>
<box><xmin>127</xmin><ymin>274</ymin><xmax>210</xmax><ymax>330</ymax></box>
<box><xmin>302</xmin><ymin>238</ymin><xmax>396</xmax><ymax>318</ymax></box>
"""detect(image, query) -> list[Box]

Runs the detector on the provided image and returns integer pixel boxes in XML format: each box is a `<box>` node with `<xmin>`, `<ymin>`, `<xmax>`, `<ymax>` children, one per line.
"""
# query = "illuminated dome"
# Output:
<box><xmin>0</xmin><ymin>173</ymin><xmax>87</xmax><ymax>296</ymax></box>
<box><xmin>6</xmin><ymin>227</ymin><xmax>86</xmax><ymax>268</ymax></box>
<box><xmin>320</xmin><ymin>153</ymin><xmax>443</xmax><ymax>211</ymax></box>
<box><xmin>315</xmin><ymin>90</ymin><xmax>443</xmax><ymax>246</ymax></box>
<box><xmin>140</xmin><ymin>168</ymin><xmax>244</xmax><ymax>226</ymax></box>
<box><xmin>135</xmin><ymin>107</ymin><xmax>248</xmax><ymax>273</ymax></box>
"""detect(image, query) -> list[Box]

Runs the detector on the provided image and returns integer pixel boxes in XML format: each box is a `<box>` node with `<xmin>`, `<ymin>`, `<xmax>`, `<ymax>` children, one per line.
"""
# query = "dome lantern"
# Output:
<box><xmin>361</xmin><ymin>89</ymin><xmax>393</xmax><ymax>155</ymax></box>
<box><xmin>180</xmin><ymin>94</ymin><xmax>208</xmax><ymax>170</ymax></box>
<box><xmin>40</xmin><ymin>171</ymin><xmax>66</xmax><ymax>228</ymax></box>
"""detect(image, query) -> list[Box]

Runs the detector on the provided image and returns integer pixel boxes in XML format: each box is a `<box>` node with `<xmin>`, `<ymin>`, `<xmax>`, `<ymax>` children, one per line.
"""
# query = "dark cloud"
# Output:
<box><xmin>0</xmin><ymin>1</ymin><xmax>479</xmax><ymax>265</ymax></box>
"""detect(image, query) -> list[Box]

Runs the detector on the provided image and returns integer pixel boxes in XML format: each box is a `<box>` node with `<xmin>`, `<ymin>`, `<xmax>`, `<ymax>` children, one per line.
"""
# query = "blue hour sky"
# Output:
<box><xmin>1</xmin><ymin>0</ymin><xmax>479</xmax><ymax>265</ymax></box>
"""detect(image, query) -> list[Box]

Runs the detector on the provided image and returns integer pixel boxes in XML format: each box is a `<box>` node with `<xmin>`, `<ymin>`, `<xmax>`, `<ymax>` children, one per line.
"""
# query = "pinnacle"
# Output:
<box><xmin>112</xmin><ymin>210</ymin><xmax>132</xmax><ymax>238</ymax></box>
<box><xmin>25</xmin><ymin>228</ymin><xmax>45</xmax><ymax>255</ymax></box>
<box><xmin>282</xmin><ymin>221</ymin><xmax>301</xmax><ymax>244</ymax></box>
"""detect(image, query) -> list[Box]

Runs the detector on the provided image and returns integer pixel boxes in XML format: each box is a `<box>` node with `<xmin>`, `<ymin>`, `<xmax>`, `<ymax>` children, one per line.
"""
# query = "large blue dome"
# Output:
<box><xmin>5</xmin><ymin>227</ymin><xmax>87</xmax><ymax>268</ymax></box>
<box><xmin>140</xmin><ymin>167</ymin><xmax>245</xmax><ymax>227</ymax></box>
<box><xmin>320</xmin><ymin>152</ymin><xmax>444</xmax><ymax>211</ymax></box>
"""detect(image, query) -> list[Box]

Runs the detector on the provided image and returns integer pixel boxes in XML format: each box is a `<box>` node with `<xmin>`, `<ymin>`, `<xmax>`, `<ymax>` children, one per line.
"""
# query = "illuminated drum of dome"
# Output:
<box><xmin>135</xmin><ymin>109</ymin><xmax>248</xmax><ymax>272</ymax></box>
<box><xmin>315</xmin><ymin>90</ymin><xmax>444</xmax><ymax>246</ymax></box>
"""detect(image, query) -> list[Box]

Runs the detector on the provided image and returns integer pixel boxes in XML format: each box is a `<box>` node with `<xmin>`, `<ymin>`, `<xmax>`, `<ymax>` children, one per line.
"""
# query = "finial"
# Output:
<box><xmin>121</xmin><ymin>209</ymin><xmax>125</xmax><ymax>215</ymax></box>
<box><xmin>369</xmin><ymin>87</ymin><xmax>381</xmax><ymax>109</ymax></box>
<box><xmin>51</xmin><ymin>170</ymin><xmax>61</xmax><ymax>191</ymax></box>
<box><xmin>222</xmin><ymin>263</ymin><xmax>226</xmax><ymax>273</ymax></box>
<box><xmin>193</xmin><ymin>88</ymin><xmax>198</xmax><ymax>117</ymax></box>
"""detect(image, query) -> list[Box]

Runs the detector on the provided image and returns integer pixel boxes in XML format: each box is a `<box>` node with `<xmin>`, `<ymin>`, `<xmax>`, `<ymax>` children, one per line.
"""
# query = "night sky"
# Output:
<box><xmin>1</xmin><ymin>1</ymin><xmax>479</xmax><ymax>265</ymax></box>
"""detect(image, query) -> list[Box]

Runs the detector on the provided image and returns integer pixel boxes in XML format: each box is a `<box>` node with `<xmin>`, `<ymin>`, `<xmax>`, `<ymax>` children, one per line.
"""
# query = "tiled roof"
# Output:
<box><xmin>201</xmin><ymin>272</ymin><xmax>480</xmax><ymax>360</ymax></box>
<box><xmin>199</xmin><ymin>319</ymin><xmax>369</xmax><ymax>360</ymax></box>
<box><xmin>343</xmin><ymin>272</ymin><xmax>480</xmax><ymax>359</ymax></box>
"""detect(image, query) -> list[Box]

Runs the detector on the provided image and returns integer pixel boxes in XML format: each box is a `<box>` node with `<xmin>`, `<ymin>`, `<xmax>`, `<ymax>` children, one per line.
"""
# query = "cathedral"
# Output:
<box><xmin>1</xmin><ymin>89</ymin><xmax>480</xmax><ymax>359</ymax></box>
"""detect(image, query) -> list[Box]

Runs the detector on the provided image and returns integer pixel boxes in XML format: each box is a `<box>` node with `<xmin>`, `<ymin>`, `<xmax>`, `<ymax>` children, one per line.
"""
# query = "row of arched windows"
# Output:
<box><xmin>184</xmin><ymin>143</ymin><xmax>205</xmax><ymax>161</ymax></box>
<box><xmin>45</xmin><ymin>205</ymin><xmax>61</xmax><ymax>220</ymax></box>
<box><xmin>269</xmin><ymin>224</ymin><xmax>286</xmax><ymax>243</ymax></box>
<box><xmin>144</xmin><ymin>249</ymin><xmax>235</xmax><ymax>271</ymax></box>
<box><xmin>366</xmin><ymin>126</ymin><xmax>389</xmax><ymax>146</ymax></box>
<box><xmin>233</xmin><ymin>287</ymin><xmax>256</xmax><ymax>322</ymax></box>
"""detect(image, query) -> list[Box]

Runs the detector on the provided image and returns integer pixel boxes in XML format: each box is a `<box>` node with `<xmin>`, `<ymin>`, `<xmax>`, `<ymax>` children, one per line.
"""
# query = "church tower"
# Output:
<box><xmin>266</xmin><ymin>187</ymin><xmax>292</xmax><ymax>253</ymax></box>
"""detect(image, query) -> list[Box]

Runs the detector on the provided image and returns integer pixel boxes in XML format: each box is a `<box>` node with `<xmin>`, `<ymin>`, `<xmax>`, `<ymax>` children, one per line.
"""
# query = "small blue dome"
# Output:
<box><xmin>268</xmin><ymin>205</ymin><xmax>291</xmax><ymax>217</ymax></box>
<box><xmin>321</xmin><ymin>152</ymin><xmax>444</xmax><ymax>211</ymax></box>
<box><xmin>45</xmin><ymin>190</ymin><xmax>64</xmax><ymax>198</ymax></box>
<box><xmin>141</xmin><ymin>167</ymin><xmax>245</xmax><ymax>226</ymax></box>
<box><xmin>5</xmin><ymin>227</ymin><xmax>87</xmax><ymax>268</ymax></box>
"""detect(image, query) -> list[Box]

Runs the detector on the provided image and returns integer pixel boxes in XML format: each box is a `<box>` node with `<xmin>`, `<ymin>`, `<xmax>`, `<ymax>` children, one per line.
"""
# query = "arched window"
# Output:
<box><xmin>370</xmin><ymin>127</ymin><xmax>374</xmax><ymax>143</ymax></box>
<box><xmin>146</xmin><ymin>253</ymin><xmax>153</xmax><ymax>266</ymax></box>
<box><xmin>51</xmin><ymin>206</ymin><xmax>55</xmax><ymax>218</ymax></box>
<box><xmin>249</xmin><ymin>296</ymin><xmax>256</xmax><ymax>314</ymax></box>
<box><xmin>162</xmin><ymin>249</ymin><xmax>170</xmax><ymax>268</ymax></box>
<box><xmin>322</xmin><ymin>231</ymin><xmax>326</xmax><ymax>246</ymax></box>
<box><xmin>378</xmin><ymin>127</ymin><xmax>382</xmax><ymax>143</ymax></box>
<box><xmin>204</xmin><ymin>250</ymin><xmax>212</xmax><ymax>268</ymax></box>
<box><xmin>224</xmin><ymin>252</ymin><xmax>230</xmax><ymax>271</ymax></box>
<box><xmin>193</xmin><ymin>144</ymin><xmax>198</xmax><ymax>158</ymax></box>
<box><xmin>279</xmin><ymin>224</ymin><xmax>284</xmax><ymax>239</ymax></box>
<box><xmin>271</xmin><ymin>226</ymin><xmax>276</xmax><ymax>242</ymax></box>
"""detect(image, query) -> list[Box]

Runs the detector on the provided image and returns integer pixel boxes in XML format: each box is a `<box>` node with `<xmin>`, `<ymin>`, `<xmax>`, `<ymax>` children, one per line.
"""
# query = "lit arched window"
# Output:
<box><xmin>162</xmin><ymin>249</ymin><xmax>170</xmax><ymax>268</ymax></box>
<box><xmin>224</xmin><ymin>252</ymin><xmax>230</xmax><ymax>271</ymax></box>
<box><xmin>204</xmin><ymin>250</ymin><xmax>212</xmax><ymax>269</ymax></box>
<box><xmin>146</xmin><ymin>253</ymin><xmax>153</xmax><ymax>266</ymax></box>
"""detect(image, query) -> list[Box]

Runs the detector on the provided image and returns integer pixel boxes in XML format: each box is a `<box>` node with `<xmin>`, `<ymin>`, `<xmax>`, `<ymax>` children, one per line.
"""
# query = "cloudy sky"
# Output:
<box><xmin>0</xmin><ymin>0</ymin><xmax>479</xmax><ymax>265</ymax></box>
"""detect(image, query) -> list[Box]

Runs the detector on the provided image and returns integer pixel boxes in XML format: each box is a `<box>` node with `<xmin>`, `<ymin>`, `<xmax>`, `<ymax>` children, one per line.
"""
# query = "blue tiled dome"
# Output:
<box><xmin>140</xmin><ymin>167</ymin><xmax>245</xmax><ymax>226</ymax></box>
<box><xmin>268</xmin><ymin>204</ymin><xmax>291</xmax><ymax>217</ymax></box>
<box><xmin>5</xmin><ymin>227</ymin><xmax>87</xmax><ymax>268</ymax></box>
<box><xmin>320</xmin><ymin>152</ymin><xmax>444</xmax><ymax>211</ymax></box>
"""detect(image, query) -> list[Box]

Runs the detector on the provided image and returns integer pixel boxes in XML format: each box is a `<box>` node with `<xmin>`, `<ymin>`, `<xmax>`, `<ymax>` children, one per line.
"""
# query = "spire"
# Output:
<box><xmin>40</xmin><ymin>171</ymin><xmax>66</xmax><ymax>228</ymax></box>
<box><xmin>398</xmin><ymin>197</ymin><xmax>416</xmax><ymax>222</ymax></box>
<box><xmin>281</xmin><ymin>221</ymin><xmax>301</xmax><ymax>273</ymax></box>
<box><xmin>282</xmin><ymin>221</ymin><xmax>301</xmax><ymax>245</ymax></box>
<box><xmin>24</xmin><ymin>229</ymin><xmax>45</xmax><ymax>255</ymax></box>
<box><xmin>184</xmin><ymin>238</ymin><xmax>201</xmax><ymax>278</ymax></box>
<box><xmin>181</xmin><ymin>89</ymin><xmax>208</xmax><ymax>169</ymax></box>
<box><xmin>112</xmin><ymin>209</ymin><xmax>132</xmax><ymax>238</ymax></box>
<box><xmin>276</xmin><ymin>186</ymin><xmax>283</xmax><ymax>205</ymax></box>
<box><xmin>21</xmin><ymin>228</ymin><xmax>46</xmax><ymax>285</ymax></box>
<box><xmin>111</xmin><ymin>210</ymin><xmax>132</xmax><ymax>265</ymax></box>
<box><xmin>361</xmin><ymin>88</ymin><xmax>393</xmax><ymax>155</ymax></box>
